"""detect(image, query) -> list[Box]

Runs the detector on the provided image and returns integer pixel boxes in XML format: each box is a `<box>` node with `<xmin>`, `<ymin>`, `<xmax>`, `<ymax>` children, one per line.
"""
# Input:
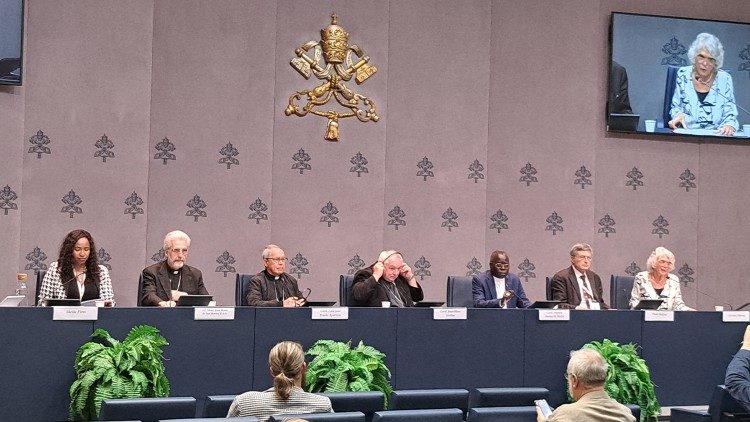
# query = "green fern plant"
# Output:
<box><xmin>305</xmin><ymin>339</ymin><xmax>393</xmax><ymax>408</ymax></box>
<box><xmin>68</xmin><ymin>325</ymin><xmax>170</xmax><ymax>421</ymax></box>
<box><xmin>583</xmin><ymin>339</ymin><xmax>660</xmax><ymax>422</ymax></box>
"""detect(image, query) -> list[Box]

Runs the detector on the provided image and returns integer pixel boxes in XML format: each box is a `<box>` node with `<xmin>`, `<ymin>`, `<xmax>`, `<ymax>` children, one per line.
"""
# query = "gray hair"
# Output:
<box><xmin>646</xmin><ymin>246</ymin><xmax>675</xmax><ymax>273</ymax></box>
<box><xmin>163</xmin><ymin>230</ymin><xmax>190</xmax><ymax>250</ymax></box>
<box><xmin>568</xmin><ymin>348</ymin><xmax>608</xmax><ymax>387</ymax></box>
<box><xmin>378</xmin><ymin>250</ymin><xmax>402</xmax><ymax>264</ymax></box>
<box><xmin>569</xmin><ymin>243</ymin><xmax>592</xmax><ymax>257</ymax></box>
<box><xmin>262</xmin><ymin>244</ymin><xmax>283</xmax><ymax>259</ymax></box>
<box><xmin>688</xmin><ymin>33</ymin><xmax>724</xmax><ymax>69</ymax></box>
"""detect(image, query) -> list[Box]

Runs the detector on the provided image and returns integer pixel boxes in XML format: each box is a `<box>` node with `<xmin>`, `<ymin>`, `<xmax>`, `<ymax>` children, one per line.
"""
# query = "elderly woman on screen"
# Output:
<box><xmin>629</xmin><ymin>247</ymin><xmax>694</xmax><ymax>311</ymax></box>
<box><xmin>227</xmin><ymin>341</ymin><xmax>332</xmax><ymax>420</ymax></box>
<box><xmin>668</xmin><ymin>33</ymin><xmax>738</xmax><ymax>136</ymax></box>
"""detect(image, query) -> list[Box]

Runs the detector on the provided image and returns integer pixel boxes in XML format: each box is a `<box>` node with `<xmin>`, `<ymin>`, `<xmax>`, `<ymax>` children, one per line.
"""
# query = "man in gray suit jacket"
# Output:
<box><xmin>140</xmin><ymin>230</ymin><xmax>208</xmax><ymax>306</ymax></box>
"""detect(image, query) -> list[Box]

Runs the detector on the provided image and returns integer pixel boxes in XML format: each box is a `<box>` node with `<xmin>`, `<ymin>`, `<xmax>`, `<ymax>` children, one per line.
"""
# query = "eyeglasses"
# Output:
<box><xmin>265</xmin><ymin>257</ymin><xmax>287</xmax><ymax>263</ymax></box>
<box><xmin>492</xmin><ymin>262</ymin><xmax>510</xmax><ymax>268</ymax></box>
<box><xmin>696</xmin><ymin>53</ymin><xmax>716</xmax><ymax>65</ymax></box>
<box><xmin>574</xmin><ymin>255</ymin><xmax>592</xmax><ymax>261</ymax></box>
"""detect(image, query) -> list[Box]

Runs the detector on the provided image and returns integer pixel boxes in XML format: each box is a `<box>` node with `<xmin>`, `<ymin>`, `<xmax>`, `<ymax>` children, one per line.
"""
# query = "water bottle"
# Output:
<box><xmin>16</xmin><ymin>273</ymin><xmax>28</xmax><ymax>306</ymax></box>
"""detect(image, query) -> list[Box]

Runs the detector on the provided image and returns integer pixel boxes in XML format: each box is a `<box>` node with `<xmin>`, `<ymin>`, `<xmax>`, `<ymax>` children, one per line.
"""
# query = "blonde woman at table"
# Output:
<box><xmin>629</xmin><ymin>247</ymin><xmax>694</xmax><ymax>311</ymax></box>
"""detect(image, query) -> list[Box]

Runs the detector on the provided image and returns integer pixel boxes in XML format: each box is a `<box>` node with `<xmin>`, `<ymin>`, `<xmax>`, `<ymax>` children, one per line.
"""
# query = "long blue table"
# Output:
<box><xmin>0</xmin><ymin>307</ymin><xmax>745</xmax><ymax>421</ymax></box>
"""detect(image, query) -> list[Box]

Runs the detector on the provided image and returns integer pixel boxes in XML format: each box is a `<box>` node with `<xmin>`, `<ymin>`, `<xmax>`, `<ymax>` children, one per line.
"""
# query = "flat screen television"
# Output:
<box><xmin>0</xmin><ymin>0</ymin><xmax>23</xmax><ymax>85</ymax></box>
<box><xmin>607</xmin><ymin>12</ymin><xmax>750</xmax><ymax>140</ymax></box>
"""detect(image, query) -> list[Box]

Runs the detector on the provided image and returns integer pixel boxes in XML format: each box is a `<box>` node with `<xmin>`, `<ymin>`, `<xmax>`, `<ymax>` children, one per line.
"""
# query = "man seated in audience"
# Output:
<box><xmin>551</xmin><ymin>243</ymin><xmax>608</xmax><ymax>309</ymax></box>
<box><xmin>472</xmin><ymin>250</ymin><xmax>531</xmax><ymax>308</ymax></box>
<box><xmin>140</xmin><ymin>230</ymin><xmax>209</xmax><ymax>306</ymax></box>
<box><xmin>246</xmin><ymin>244</ymin><xmax>305</xmax><ymax>307</ymax></box>
<box><xmin>537</xmin><ymin>348</ymin><xmax>635</xmax><ymax>422</ymax></box>
<box><xmin>726</xmin><ymin>325</ymin><xmax>750</xmax><ymax>411</ymax></box>
<box><xmin>352</xmin><ymin>250</ymin><xmax>423</xmax><ymax>307</ymax></box>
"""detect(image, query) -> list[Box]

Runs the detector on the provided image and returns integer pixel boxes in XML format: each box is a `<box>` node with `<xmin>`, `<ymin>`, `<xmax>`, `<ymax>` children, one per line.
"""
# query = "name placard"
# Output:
<box><xmin>433</xmin><ymin>307</ymin><xmax>467</xmax><ymax>320</ymax></box>
<box><xmin>538</xmin><ymin>309</ymin><xmax>570</xmax><ymax>321</ymax></box>
<box><xmin>53</xmin><ymin>306</ymin><xmax>98</xmax><ymax>321</ymax></box>
<box><xmin>644</xmin><ymin>310</ymin><xmax>674</xmax><ymax>322</ymax></box>
<box><xmin>723</xmin><ymin>311</ymin><xmax>750</xmax><ymax>323</ymax></box>
<box><xmin>194</xmin><ymin>307</ymin><xmax>235</xmax><ymax>320</ymax></box>
<box><xmin>312</xmin><ymin>307</ymin><xmax>349</xmax><ymax>320</ymax></box>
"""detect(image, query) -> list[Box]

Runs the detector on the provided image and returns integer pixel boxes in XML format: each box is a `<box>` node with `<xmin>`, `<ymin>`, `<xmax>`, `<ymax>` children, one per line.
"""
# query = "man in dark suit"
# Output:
<box><xmin>551</xmin><ymin>243</ymin><xmax>608</xmax><ymax>310</ymax></box>
<box><xmin>352</xmin><ymin>250</ymin><xmax>423</xmax><ymax>307</ymax></box>
<box><xmin>726</xmin><ymin>325</ymin><xmax>750</xmax><ymax>411</ymax></box>
<box><xmin>246</xmin><ymin>244</ymin><xmax>305</xmax><ymax>307</ymax></box>
<box><xmin>608</xmin><ymin>60</ymin><xmax>633</xmax><ymax>114</ymax></box>
<box><xmin>472</xmin><ymin>250</ymin><xmax>531</xmax><ymax>308</ymax></box>
<box><xmin>140</xmin><ymin>230</ymin><xmax>209</xmax><ymax>306</ymax></box>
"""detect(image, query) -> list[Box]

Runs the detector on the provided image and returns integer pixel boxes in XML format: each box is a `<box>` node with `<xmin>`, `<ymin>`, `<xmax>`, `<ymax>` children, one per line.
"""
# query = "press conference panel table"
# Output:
<box><xmin>0</xmin><ymin>307</ymin><xmax>745</xmax><ymax>421</ymax></box>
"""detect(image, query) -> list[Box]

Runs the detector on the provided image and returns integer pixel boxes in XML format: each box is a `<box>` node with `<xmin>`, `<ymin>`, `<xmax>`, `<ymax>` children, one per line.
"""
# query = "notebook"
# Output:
<box><xmin>175</xmin><ymin>295</ymin><xmax>212</xmax><ymax>307</ymax></box>
<box><xmin>608</xmin><ymin>113</ymin><xmax>640</xmax><ymax>132</ymax></box>
<box><xmin>633</xmin><ymin>299</ymin><xmax>663</xmax><ymax>310</ymax></box>
<box><xmin>0</xmin><ymin>295</ymin><xmax>25</xmax><ymax>307</ymax></box>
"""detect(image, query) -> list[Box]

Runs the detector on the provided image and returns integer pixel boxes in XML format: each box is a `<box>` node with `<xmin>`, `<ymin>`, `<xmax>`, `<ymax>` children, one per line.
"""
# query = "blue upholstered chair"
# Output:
<box><xmin>339</xmin><ymin>274</ymin><xmax>356</xmax><ymax>306</ymax></box>
<box><xmin>609</xmin><ymin>275</ymin><xmax>635</xmax><ymax>309</ymax></box>
<box><xmin>663</xmin><ymin>65</ymin><xmax>680</xmax><ymax>125</ymax></box>
<box><xmin>446</xmin><ymin>276</ymin><xmax>474</xmax><ymax>307</ymax></box>
<box><xmin>162</xmin><ymin>418</ymin><xmax>258</xmax><ymax>422</ymax></box>
<box><xmin>201</xmin><ymin>394</ymin><xmax>236</xmax><ymax>417</ymax></box>
<box><xmin>235</xmin><ymin>273</ymin><xmax>253</xmax><ymax>306</ymax></box>
<box><xmin>35</xmin><ymin>270</ymin><xmax>46</xmax><ymax>306</ymax></box>
<box><xmin>99</xmin><ymin>397</ymin><xmax>197</xmax><ymax>422</ymax></box>
<box><xmin>137</xmin><ymin>273</ymin><xmax>145</xmax><ymax>306</ymax></box>
<box><xmin>626</xmin><ymin>404</ymin><xmax>641</xmax><ymax>421</ymax></box>
<box><xmin>468</xmin><ymin>387</ymin><xmax>549</xmax><ymax>408</ymax></box>
<box><xmin>373</xmin><ymin>408</ymin><xmax>464</xmax><ymax>422</ymax></box>
<box><xmin>467</xmin><ymin>406</ymin><xmax>537</xmax><ymax>422</ymax></box>
<box><xmin>269</xmin><ymin>412</ymin><xmax>365</xmax><ymax>422</ymax></box>
<box><xmin>319</xmin><ymin>391</ymin><xmax>385</xmax><ymax>422</ymax></box>
<box><xmin>545</xmin><ymin>277</ymin><xmax>553</xmax><ymax>300</ymax></box>
<box><xmin>388</xmin><ymin>389</ymin><xmax>469</xmax><ymax>413</ymax></box>
<box><xmin>671</xmin><ymin>385</ymin><xmax>750</xmax><ymax>422</ymax></box>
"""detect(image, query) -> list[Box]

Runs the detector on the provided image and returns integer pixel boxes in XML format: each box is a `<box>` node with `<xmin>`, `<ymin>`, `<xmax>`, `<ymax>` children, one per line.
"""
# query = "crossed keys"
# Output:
<box><xmin>285</xmin><ymin>13</ymin><xmax>379</xmax><ymax>141</ymax></box>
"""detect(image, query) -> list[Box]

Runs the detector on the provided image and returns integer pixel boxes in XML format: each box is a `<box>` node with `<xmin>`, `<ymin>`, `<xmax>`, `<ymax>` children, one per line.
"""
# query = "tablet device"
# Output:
<box><xmin>530</xmin><ymin>300</ymin><xmax>562</xmax><ymax>309</ymax></box>
<box><xmin>303</xmin><ymin>301</ymin><xmax>337</xmax><ymax>307</ymax></box>
<box><xmin>0</xmin><ymin>295</ymin><xmax>25</xmax><ymax>307</ymax></box>
<box><xmin>634</xmin><ymin>299</ymin><xmax>663</xmax><ymax>310</ymax></box>
<box><xmin>175</xmin><ymin>295</ymin><xmax>212</xmax><ymax>306</ymax></box>
<box><xmin>414</xmin><ymin>301</ymin><xmax>445</xmax><ymax>307</ymax></box>
<box><xmin>608</xmin><ymin>113</ymin><xmax>640</xmax><ymax>132</ymax></box>
<box><xmin>44</xmin><ymin>298</ymin><xmax>81</xmax><ymax>306</ymax></box>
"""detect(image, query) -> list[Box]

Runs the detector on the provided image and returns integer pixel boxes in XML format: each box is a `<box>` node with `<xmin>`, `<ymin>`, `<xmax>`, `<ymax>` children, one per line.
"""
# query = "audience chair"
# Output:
<box><xmin>468</xmin><ymin>387</ymin><xmax>549</xmax><ymax>408</ymax></box>
<box><xmin>269</xmin><ymin>412</ymin><xmax>365</xmax><ymax>422</ymax></box>
<box><xmin>467</xmin><ymin>406</ymin><xmax>537</xmax><ymax>422</ymax></box>
<box><xmin>373</xmin><ymin>408</ymin><xmax>464</xmax><ymax>422</ymax></box>
<box><xmin>161</xmin><ymin>418</ymin><xmax>258</xmax><ymax>422</ymax></box>
<box><xmin>201</xmin><ymin>394</ymin><xmax>236</xmax><ymax>417</ymax></box>
<box><xmin>319</xmin><ymin>391</ymin><xmax>385</xmax><ymax>422</ymax></box>
<box><xmin>235</xmin><ymin>273</ymin><xmax>253</xmax><ymax>306</ymax></box>
<box><xmin>339</xmin><ymin>274</ymin><xmax>356</xmax><ymax>306</ymax></box>
<box><xmin>671</xmin><ymin>385</ymin><xmax>750</xmax><ymax>422</ymax></box>
<box><xmin>446</xmin><ymin>276</ymin><xmax>474</xmax><ymax>307</ymax></box>
<box><xmin>34</xmin><ymin>270</ymin><xmax>46</xmax><ymax>306</ymax></box>
<box><xmin>625</xmin><ymin>404</ymin><xmax>641</xmax><ymax>421</ymax></box>
<box><xmin>99</xmin><ymin>397</ymin><xmax>197</xmax><ymax>422</ymax></box>
<box><xmin>545</xmin><ymin>277</ymin><xmax>553</xmax><ymax>300</ymax></box>
<box><xmin>388</xmin><ymin>389</ymin><xmax>469</xmax><ymax>413</ymax></box>
<box><xmin>609</xmin><ymin>275</ymin><xmax>635</xmax><ymax>309</ymax></box>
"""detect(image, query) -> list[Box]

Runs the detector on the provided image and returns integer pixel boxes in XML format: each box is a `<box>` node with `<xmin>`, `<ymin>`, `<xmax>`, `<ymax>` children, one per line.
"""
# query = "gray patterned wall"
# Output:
<box><xmin>0</xmin><ymin>0</ymin><xmax>748</xmax><ymax>309</ymax></box>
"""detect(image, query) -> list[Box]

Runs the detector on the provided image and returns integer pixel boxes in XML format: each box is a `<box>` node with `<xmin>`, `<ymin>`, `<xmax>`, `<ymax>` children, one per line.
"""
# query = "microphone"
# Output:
<box><xmin>696</xmin><ymin>77</ymin><xmax>750</xmax><ymax>118</ymax></box>
<box><xmin>681</xmin><ymin>281</ymin><xmax>734</xmax><ymax>310</ymax></box>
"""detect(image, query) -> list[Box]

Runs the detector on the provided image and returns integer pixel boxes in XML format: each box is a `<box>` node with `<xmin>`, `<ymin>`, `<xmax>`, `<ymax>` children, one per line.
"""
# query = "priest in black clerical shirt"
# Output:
<box><xmin>140</xmin><ymin>230</ymin><xmax>209</xmax><ymax>306</ymax></box>
<box><xmin>246</xmin><ymin>244</ymin><xmax>305</xmax><ymax>307</ymax></box>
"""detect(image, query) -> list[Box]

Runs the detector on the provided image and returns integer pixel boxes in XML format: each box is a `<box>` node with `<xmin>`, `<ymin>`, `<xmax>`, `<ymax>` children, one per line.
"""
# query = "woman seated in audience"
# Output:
<box><xmin>38</xmin><ymin>229</ymin><xmax>114</xmax><ymax>306</ymax></box>
<box><xmin>629</xmin><ymin>246</ymin><xmax>694</xmax><ymax>311</ymax></box>
<box><xmin>227</xmin><ymin>341</ymin><xmax>332</xmax><ymax>420</ymax></box>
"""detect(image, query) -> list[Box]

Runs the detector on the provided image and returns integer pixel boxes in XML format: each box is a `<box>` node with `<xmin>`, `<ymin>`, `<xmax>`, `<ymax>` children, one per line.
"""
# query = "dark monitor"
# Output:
<box><xmin>530</xmin><ymin>301</ymin><xmax>562</xmax><ymax>309</ymax></box>
<box><xmin>608</xmin><ymin>113</ymin><xmax>640</xmax><ymax>132</ymax></box>
<box><xmin>414</xmin><ymin>301</ymin><xmax>445</xmax><ymax>308</ymax></box>
<box><xmin>175</xmin><ymin>295</ymin><xmax>212</xmax><ymax>306</ymax></box>
<box><xmin>0</xmin><ymin>0</ymin><xmax>23</xmax><ymax>85</ymax></box>
<box><xmin>633</xmin><ymin>299</ymin><xmax>664</xmax><ymax>310</ymax></box>
<box><xmin>44</xmin><ymin>298</ymin><xmax>82</xmax><ymax>307</ymax></box>
<box><xmin>608</xmin><ymin>12</ymin><xmax>750</xmax><ymax>141</ymax></box>
<box><xmin>304</xmin><ymin>301</ymin><xmax>337</xmax><ymax>307</ymax></box>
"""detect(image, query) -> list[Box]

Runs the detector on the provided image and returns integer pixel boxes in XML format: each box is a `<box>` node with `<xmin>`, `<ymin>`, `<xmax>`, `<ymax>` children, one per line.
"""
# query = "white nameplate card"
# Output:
<box><xmin>723</xmin><ymin>311</ymin><xmax>750</xmax><ymax>322</ymax></box>
<box><xmin>312</xmin><ymin>307</ymin><xmax>349</xmax><ymax>320</ymax></box>
<box><xmin>53</xmin><ymin>306</ymin><xmax>98</xmax><ymax>321</ymax></box>
<box><xmin>194</xmin><ymin>307</ymin><xmax>235</xmax><ymax>320</ymax></box>
<box><xmin>538</xmin><ymin>309</ymin><xmax>570</xmax><ymax>321</ymax></box>
<box><xmin>433</xmin><ymin>307</ymin><xmax>467</xmax><ymax>320</ymax></box>
<box><xmin>644</xmin><ymin>310</ymin><xmax>674</xmax><ymax>322</ymax></box>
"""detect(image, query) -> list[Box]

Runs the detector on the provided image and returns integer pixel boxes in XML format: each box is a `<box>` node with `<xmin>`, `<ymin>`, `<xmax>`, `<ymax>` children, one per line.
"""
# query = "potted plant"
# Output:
<box><xmin>305</xmin><ymin>339</ymin><xmax>393</xmax><ymax>407</ymax></box>
<box><xmin>583</xmin><ymin>339</ymin><xmax>660</xmax><ymax>421</ymax></box>
<box><xmin>68</xmin><ymin>325</ymin><xmax>170</xmax><ymax>421</ymax></box>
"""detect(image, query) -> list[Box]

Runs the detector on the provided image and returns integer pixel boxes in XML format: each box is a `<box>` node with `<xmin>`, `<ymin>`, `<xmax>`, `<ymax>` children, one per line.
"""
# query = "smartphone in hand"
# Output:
<box><xmin>535</xmin><ymin>399</ymin><xmax>553</xmax><ymax>418</ymax></box>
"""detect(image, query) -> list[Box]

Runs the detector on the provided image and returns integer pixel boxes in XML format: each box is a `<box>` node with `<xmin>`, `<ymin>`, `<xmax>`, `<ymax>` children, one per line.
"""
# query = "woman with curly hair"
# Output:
<box><xmin>37</xmin><ymin>229</ymin><xmax>114</xmax><ymax>306</ymax></box>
